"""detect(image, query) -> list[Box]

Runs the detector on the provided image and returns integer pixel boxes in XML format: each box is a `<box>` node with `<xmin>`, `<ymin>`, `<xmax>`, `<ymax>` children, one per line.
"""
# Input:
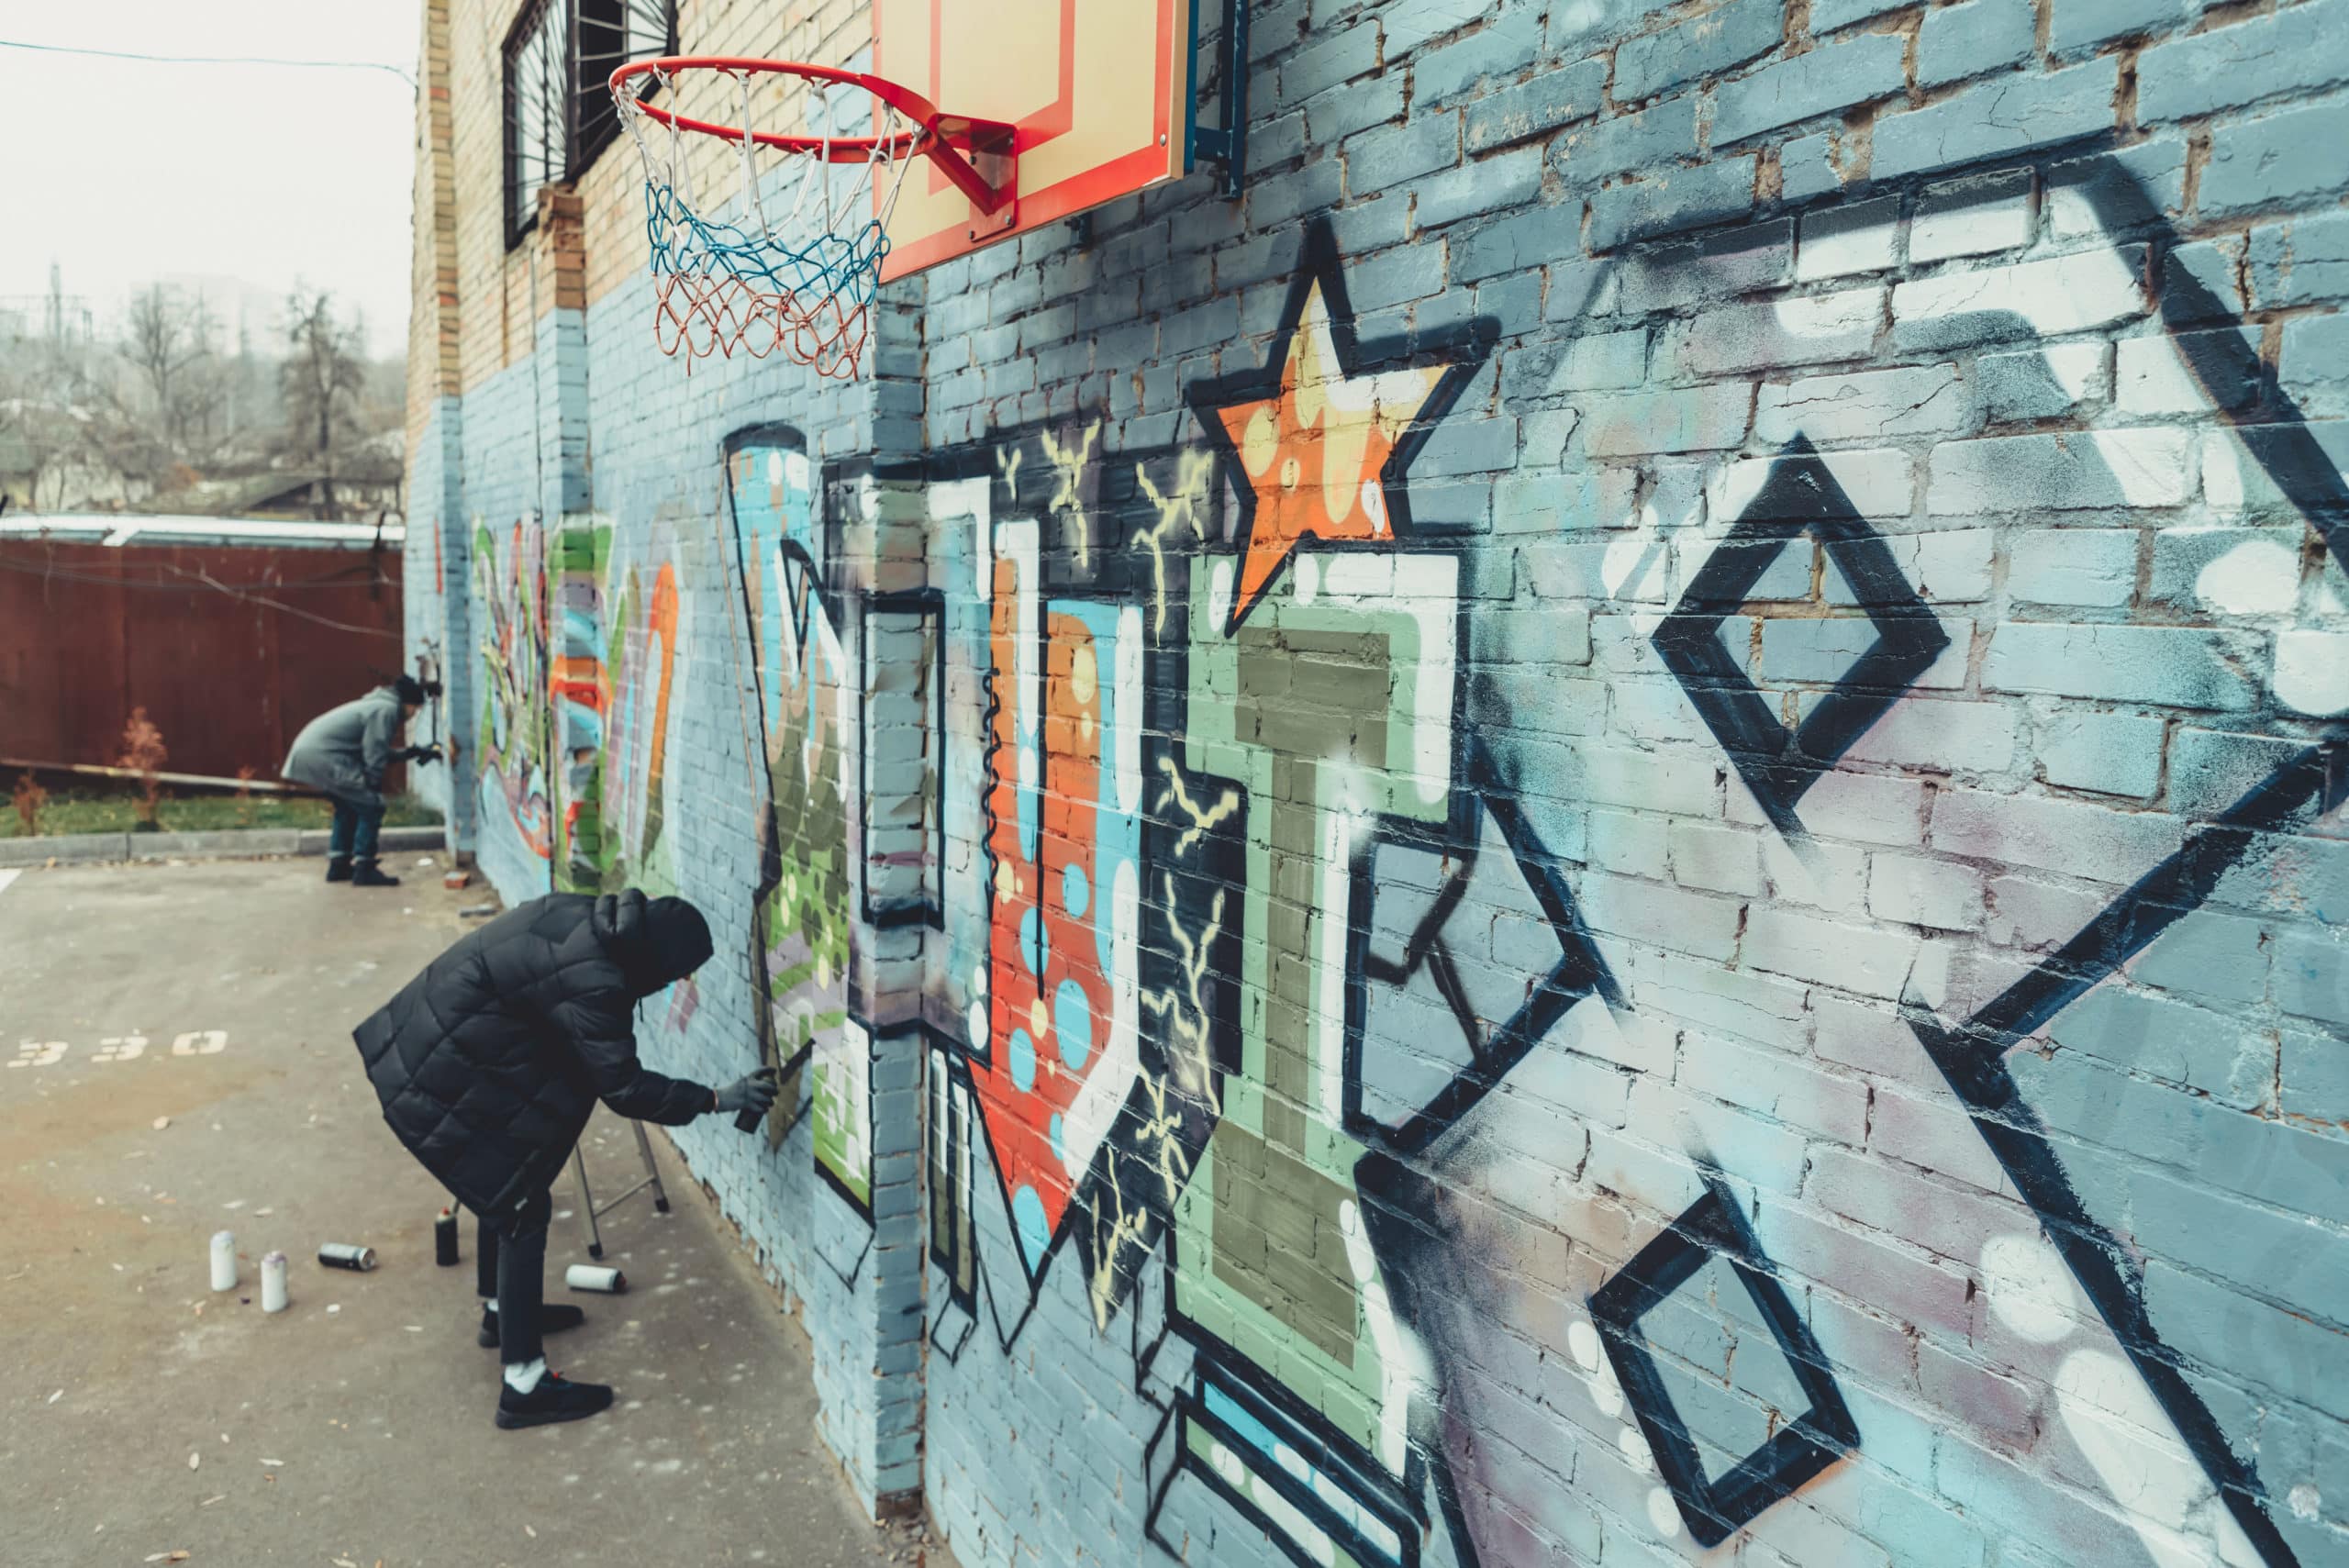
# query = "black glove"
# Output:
<box><xmin>714</xmin><ymin>1067</ymin><xmax>781</xmax><ymax>1122</ymax></box>
<box><xmin>400</xmin><ymin>743</ymin><xmax>444</xmax><ymax>765</ymax></box>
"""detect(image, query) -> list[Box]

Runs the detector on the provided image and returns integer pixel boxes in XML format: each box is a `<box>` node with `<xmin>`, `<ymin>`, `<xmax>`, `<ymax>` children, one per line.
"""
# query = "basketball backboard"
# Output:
<box><xmin>874</xmin><ymin>0</ymin><xmax>1196</xmax><ymax>280</ymax></box>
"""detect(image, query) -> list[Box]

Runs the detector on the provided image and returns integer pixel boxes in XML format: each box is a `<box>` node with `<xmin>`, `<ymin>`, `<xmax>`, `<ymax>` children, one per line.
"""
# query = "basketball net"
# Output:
<box><xmin>616</xmin><ymin>66</ymin><xmax>917</xmax><ymax>379</ymax></box>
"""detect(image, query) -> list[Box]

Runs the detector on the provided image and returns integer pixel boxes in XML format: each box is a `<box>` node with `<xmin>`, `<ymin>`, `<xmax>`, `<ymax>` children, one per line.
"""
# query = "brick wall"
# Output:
<box><xmin>408</xmin><ymin>0</ymin><xmax>2349</xmax><ymax>1563</ymax></box>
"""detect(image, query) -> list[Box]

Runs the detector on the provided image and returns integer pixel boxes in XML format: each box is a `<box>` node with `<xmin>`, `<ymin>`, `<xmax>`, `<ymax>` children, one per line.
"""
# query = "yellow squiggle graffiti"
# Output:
<box><xmin>1131</xmin><ymin>450</ymin><xmax>1215</xmax><ymax>635</ymax></box>
<box><xmin>1041</xmin><ymin>424</ymin><xmax>1098</xmax><ymax>570</ymax></box>
<box><xmin>1141</xmin><ymin>879</ymin><xmax>1225</xmax><ymax>1115</ymax></box>
<box><xmin>1156</xmin><ymin>754</ymin><xmax>1240</xmax><ymax>858</ymax></box>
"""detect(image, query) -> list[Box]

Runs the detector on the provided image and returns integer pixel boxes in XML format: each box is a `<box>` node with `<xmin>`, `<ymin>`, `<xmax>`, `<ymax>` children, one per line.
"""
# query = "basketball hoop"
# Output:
<box><xmin>611</xmin><ymin>58</ymin><xmax>1016</xmax><ymax>379</ymax></box>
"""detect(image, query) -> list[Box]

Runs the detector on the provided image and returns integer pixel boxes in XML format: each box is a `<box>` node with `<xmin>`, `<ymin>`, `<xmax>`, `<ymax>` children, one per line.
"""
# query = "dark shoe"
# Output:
<box><xmin>478</xmin><ymin>1303</ymin><xmax>585</xmax><ymax>1348</ymax></box>
<box><xmin>495</xmin><ymin>1371</ymin><xmax>614</xmax><ymax>1429</ymax></box>
<box><xmin>325</xmin><ymin>856</ymin><xmax>352</xmax><ymax>883</ymax></box>
<box><xmin>350</xmin><ymin>859</ymin><xmax>400</xmax><ymax>888</ymax></box>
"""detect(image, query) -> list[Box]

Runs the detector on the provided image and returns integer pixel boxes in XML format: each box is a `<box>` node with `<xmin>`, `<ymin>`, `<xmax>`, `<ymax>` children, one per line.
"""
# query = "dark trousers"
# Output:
<box><xmin>473</xmin><ymin>1188</ymin><xmax>551</xmax><ymax>1365</ymax></box>
<box><xmin>327</xmin><ymin>797</ymin><xmax>384</xmax><ymax>862</ymax></box>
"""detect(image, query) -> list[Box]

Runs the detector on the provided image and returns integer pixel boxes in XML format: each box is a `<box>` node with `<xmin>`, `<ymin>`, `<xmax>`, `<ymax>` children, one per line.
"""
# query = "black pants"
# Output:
<box><xmin>473</xmin><ymin>1188</ymin><xmax>551</xmax><ymax>1365</ymax></box>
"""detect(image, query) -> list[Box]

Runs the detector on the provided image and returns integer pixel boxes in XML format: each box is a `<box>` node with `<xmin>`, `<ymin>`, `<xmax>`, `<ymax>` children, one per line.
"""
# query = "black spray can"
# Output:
<box><xmin>318</xmin><ymin>1243</ymin><xmax>378</xmax><ymax>1272</ymax></box>
<box><xmin>434</xmin><ymin>1207</ymin><xmax>460</xmax><ymax>1266</ymax></box>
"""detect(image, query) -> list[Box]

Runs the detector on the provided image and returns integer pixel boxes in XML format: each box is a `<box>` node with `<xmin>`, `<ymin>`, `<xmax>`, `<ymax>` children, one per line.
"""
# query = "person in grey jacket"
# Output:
<box><xmin>282</xmin><ymin>673</ymin><xmax>440</xmax><ymax>887</ymax></box>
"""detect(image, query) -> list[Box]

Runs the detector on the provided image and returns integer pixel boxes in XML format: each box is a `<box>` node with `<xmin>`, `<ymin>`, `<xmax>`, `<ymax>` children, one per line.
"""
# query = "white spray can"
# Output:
<box><xmin>209</xmin><ymin>1230</ymin><xmax>238</xmax><ymax>1293</ymax></box>
<box><xmin>564</xmin><ymin>1263</ymin><xmax>626</xmax><ymax>1294</ymax></box>
<box><xmin>260</xmin><ymin>1251</ymin><xmax>289</xmax><ymax>1314</ymax></box>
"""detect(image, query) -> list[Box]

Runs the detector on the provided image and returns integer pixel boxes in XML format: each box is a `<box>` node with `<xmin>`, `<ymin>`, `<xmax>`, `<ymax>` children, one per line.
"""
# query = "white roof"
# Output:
<box><xmin>0</xmin><ymin>512</ymin><xmax>404</xmax><ymax>550</ymax></box>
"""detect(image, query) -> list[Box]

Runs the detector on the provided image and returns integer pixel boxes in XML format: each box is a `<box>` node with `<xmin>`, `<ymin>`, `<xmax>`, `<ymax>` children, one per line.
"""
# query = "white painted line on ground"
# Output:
<box><xmin>0</xmin><ymin>869</ymin><xmax>20</xmax><ymax>898</ymax></box>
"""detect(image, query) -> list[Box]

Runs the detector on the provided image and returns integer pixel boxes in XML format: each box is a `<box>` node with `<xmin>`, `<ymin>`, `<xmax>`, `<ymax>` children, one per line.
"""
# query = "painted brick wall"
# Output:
<box><xmin>407</xmin><ymin>0</ymin><xmax>2349</xmax><ymax>1564</ymax></box>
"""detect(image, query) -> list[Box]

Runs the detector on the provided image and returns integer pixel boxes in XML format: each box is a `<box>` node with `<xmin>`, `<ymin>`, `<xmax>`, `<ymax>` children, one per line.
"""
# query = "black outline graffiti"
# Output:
<box><xmin>859</xmin><ymin>588</ymin><xmax>949</xmax><ymax>929</ymax></box>
<box><xmin>1652</xmin><ymin>435</ymin><xmax>1952</xmax><ymax>838</ymax></box>
<box><xmin>920</xmin><ymin>432</ymin><xmax>1252</xmax><ymax>1351</ymax></box>
<box><xmin>1146</xmin><ymin>1340</ymin><xmax>1428</xmax><ymax>1568</ymax></box>
<box><xmin>926</xmin><ymin>1044</ymin><xmax>981</xmax><ymax>1331</ymax></box>
<box><xmin>895</xmin><ymin>150</ymin><xmax>2343</xmax><ymax>1568</ymax></box>
<box><xmin>1189</xmin><ymin>216</ymin><xmax>1499</xmax><ymax>638</ymax></box>
<box><xmin>808</xmin><ymin>1011</ymin><xmax>881</xmax><ymax>1235</ymax></box>
<box><xmin>1905</xmin><ymin>747</ymin><xmax>2341</xmax><ymax>1568</ymax></box>
<box><xmin>1343</xmin><ymin>742</ymin><xmax>1622</xmax><ymax>1154</ymax></box>
<box><xmin>1620</xmin><ymin>156</ymin><xmax>2346</xmax><ymax>1568</ymax></box>
<box><xmin>721</xmin><ymin>422</ymin><xmax>823</xmax><ymax>1145</ymax></box>
<box><xmin>1586</xmin><ymin>1172</ymin><xmax>1861</xmax><ymax>1549</ymax></box>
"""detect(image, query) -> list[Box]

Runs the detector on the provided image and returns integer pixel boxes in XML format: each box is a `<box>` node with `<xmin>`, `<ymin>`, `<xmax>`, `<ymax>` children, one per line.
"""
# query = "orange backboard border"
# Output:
<box><xmin>875</xmin><ymin>0</ymin><xmax>1191</xmax><ymax>280</ymax></box>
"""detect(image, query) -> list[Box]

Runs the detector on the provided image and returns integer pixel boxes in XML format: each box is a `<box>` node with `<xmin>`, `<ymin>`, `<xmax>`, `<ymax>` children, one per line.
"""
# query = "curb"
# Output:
<box><xmin>0</xmin><ymin>824</ymin><xmax>449</xmax><ymax>869</ymax></box>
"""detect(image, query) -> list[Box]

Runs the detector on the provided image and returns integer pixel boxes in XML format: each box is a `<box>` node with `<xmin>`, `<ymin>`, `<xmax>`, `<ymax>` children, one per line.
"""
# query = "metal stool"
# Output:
<box><xmin>571</xmin><ymin>1118</ymin><xmax>671</xmax><ymax>1260</ymax></box>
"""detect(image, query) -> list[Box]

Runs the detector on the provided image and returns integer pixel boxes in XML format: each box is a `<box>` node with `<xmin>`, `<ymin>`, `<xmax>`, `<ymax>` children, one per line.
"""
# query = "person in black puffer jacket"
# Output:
<box><xmin>353</xmin><ymin>888</ymin><xmax>778</xmax><ymax>1429</ymax></box>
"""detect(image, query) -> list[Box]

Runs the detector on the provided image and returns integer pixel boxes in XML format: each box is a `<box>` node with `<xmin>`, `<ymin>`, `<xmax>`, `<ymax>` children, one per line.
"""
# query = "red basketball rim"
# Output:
<box><xmin>613</xmin><ymin>56</ymin><xmax>960</xmax><ymax>161</ymax></box>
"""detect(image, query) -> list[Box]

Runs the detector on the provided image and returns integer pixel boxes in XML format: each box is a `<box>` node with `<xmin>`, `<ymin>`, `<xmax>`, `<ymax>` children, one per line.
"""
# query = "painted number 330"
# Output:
<box><xmin>6</xmin><ymin>1031</ymin><xmax>228</xmax><ymax>1068</ymax></box>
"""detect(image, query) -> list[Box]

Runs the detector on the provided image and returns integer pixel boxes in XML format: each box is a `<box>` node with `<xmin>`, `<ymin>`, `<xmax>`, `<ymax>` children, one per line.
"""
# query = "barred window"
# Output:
<box><xmin>504</xmin><ymin>0</ymin><xmax>677</xmax><ymax>249</ymax></box>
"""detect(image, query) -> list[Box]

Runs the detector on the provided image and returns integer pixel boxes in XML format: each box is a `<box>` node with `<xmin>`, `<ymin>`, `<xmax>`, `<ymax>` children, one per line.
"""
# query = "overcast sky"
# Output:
<box><xmin>1</xmin><ymin>4</ymin><xmax>420</xmax><ymax>358</ymax></box>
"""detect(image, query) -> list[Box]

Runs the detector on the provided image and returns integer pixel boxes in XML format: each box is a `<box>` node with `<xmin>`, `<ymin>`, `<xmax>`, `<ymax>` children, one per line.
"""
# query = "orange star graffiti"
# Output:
<box><xmin>1200</xmin><ymin>258</ymin><xmax>1468</xmax><ymax>635</ymax></box>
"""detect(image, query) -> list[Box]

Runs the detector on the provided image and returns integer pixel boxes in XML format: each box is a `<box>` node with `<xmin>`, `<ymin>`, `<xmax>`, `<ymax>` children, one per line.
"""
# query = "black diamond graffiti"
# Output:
<box><xmin>1347</xmin><ymin>747</ymin><xmax>1620</xmax><ymax>1155</ymax></box>
<box><xmin>1653</xmin><ymin>435</ymin><xmax>1950</xmax><ymax>836</ymax></box>
<box><xmin>1587</xmin><ymin>1173</ymin><xmax>1860</xmax><ymax>1549</ymax></box>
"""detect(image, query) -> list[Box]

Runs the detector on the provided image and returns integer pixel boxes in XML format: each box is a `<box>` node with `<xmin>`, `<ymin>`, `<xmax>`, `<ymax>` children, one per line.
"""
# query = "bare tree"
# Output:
<box><xmin>280</xmin><ymin>289</ymin><xmax>368</xmax><ymax>518</ymax></box>
<box><xmin>122</xmin><ymin>284</ymin><xmax>223</xmax><ymax>450</ymax></box>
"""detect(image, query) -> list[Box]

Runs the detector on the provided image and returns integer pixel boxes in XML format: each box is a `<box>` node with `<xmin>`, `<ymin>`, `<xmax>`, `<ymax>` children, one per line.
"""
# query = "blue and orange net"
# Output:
<box><xmin>618</xmin><ymin>64</ymin><xmax>914</xmax><ymax>379</ymax></box>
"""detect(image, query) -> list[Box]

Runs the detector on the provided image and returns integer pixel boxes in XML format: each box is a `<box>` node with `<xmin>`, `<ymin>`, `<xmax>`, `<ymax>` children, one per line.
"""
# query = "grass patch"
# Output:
<box><xmin>3</xmin><ymin>788</ymin><xmax>444</xmax><ymax>840</ymax></box>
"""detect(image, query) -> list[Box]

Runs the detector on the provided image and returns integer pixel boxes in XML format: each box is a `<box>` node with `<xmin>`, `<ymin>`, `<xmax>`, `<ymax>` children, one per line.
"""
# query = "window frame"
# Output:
<box><xmin>503</xmin><ymin>0</ymin><xmax>677</xmax><ymax>250</ymax></box>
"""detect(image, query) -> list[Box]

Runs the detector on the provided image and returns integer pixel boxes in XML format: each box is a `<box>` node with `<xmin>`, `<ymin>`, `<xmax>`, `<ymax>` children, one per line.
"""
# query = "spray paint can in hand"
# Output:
<box><xmin>434</xmin><ymin>1207</ymin><xmax>460</xmax><ymax>1266</ymax></box>
<box><xmin>317</xmin><ymin>1243</ymin><xmax>378</xmax><ymax>1272</ymax></box>
<box><xmin>209</xmin><ymin>1230</ymin><xmax>238</xmax><ymax>1293</ymax></box>
<box><xmin>732</xmin><ymin>1064</ymin><xmax>783</xmax><ymax>1132</ymax></box>
<box><xmin>565</xmin><ymin>1263</ymin><xmax>626</xmax><ymax>1294</ymax></box>
<box><xmin>261</xmin><ymin>1251</ymin><xmax>289</xmax><ymax>1314</ymax></box>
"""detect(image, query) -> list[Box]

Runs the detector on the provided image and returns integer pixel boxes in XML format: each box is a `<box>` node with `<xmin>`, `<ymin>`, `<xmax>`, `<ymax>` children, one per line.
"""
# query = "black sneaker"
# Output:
<box><xmin>350</xmin><ymin>859</ymin><xmax>400</xmax><ymax>888</ymax></box>
<box><xmin>495</xmin><ymin>1371</ymin><xmax>614</xmax><ymax>1429</ymax></box>
<box><xmin>324</xmin><ymin>856</ymin><xmax>352</xmax><ymax>883</ymax></box>
<box><xmin>478</xmin><ymin>1303</ymin><xmax>586</xmax><ymax>1348</ymax></box>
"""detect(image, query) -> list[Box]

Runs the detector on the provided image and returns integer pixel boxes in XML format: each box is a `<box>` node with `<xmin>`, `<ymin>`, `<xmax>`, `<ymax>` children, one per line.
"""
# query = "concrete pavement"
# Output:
<box><xmin>0</xmin><ymin>857</ymin><xmax>935</xmax><ymax>1568</ymax></box>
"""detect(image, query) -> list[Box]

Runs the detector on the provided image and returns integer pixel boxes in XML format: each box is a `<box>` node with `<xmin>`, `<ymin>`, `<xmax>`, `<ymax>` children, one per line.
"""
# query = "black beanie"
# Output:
<box><xmin>641</xmin><ymin>895</ymin><xmax>714</xmax><ymax>984</ymax></box>
<box><xmin>594</xmin><ymin>889</ymin><xmax>716</xmax><ymax>995</ymax></box>
<box><xmin>393</xmin><ymin>673</ymin><xmax>428</xmax><ymax>706</ymax></box>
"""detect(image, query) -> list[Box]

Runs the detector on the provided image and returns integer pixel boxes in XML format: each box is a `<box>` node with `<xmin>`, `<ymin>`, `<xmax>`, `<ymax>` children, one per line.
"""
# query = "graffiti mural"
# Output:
<box><xmin>595</xmin><ymin>541</ymin><xmax>685</xmax><ymax>894</ymax></box>
<box><xmin>424</xmin><ymin>58</ymin><xmax>2349</xmax><ymax>1563</ymax></box>
<box><xmin>973</xmin><ymin>509</ymin><xmax>1147</xmax><ymax>1279</ymax></box>
<box><xmin>473</xmin><ymin>513</ymin><xmax>688</xmax><ymax>901</ymax></box>
<box><xmin>472</xmin><ymin>514</ymin><xmax>554</xmax><ymax>898</ymax></box>
<box><xmin>927</xmin><ymin>431</ymin><xmax>1244</xmax><ymax>1340</ymax></box>
<box><xmin>727</xmin><ymin>428</ymin><xmax>854</xmax><ymax>1162</ymax></box>
<box><xmin>896</xmin><ymin>168</ymin><xmax>2347</xmax><ymax>1568</ymax></box>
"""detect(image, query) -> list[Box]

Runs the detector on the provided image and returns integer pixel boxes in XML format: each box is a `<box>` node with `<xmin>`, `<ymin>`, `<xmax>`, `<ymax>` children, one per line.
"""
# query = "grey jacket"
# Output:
<box><xmin>282</xmin><ymin>685</ymin><xmax>406</xmax><ymax>808</ymax></box>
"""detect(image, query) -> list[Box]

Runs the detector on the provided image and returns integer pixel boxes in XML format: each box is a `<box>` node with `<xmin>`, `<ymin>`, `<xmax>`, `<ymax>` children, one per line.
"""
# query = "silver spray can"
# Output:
<box><xmin>209</xmin><ymin>1230</ymin><xmax>238</xmax><ymax>1292</ymax></box>
<box><xmin>261</xmin><ymin>1251</ymin><xmax>289</xmax><ymax>1313</ymax></box>
<box><xmin>317</xmin><ymin>1243</ymin><xmax>378</xmax><ymax>1272</ymax></box>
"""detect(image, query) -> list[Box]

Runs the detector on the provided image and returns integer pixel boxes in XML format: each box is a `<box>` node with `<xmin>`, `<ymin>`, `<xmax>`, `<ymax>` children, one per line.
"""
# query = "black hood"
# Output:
<box><xmin>592</xmin><ymin>889</ymin><xmax>713</xmax><ymax>996</ymax></box>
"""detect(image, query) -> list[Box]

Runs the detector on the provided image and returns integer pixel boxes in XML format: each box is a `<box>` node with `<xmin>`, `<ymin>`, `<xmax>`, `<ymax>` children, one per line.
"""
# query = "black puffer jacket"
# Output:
<box><xmin>353</xmin><ymin>890</ymin><xmax>716</xmax><ymax>1220</ymax></box>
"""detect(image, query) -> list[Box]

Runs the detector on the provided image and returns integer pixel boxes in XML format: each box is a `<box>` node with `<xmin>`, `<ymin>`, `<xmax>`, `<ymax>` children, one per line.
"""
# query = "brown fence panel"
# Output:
<box><xmin>0</xmin><ymin>538</ymin><xmax>405</xmax><ymax>783</ymax></box>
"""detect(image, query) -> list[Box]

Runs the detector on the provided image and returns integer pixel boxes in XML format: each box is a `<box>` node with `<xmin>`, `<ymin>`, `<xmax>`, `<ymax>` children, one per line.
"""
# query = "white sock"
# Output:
<box><xmin>504</xmin><ymin>1356</ymin><xmax>547</xmax><ymax>1395</ymax></box>
<box><xmin>483</xmin><ymin>1300</ymin><xmax>497</xmax><ymax>1313</ymax></box>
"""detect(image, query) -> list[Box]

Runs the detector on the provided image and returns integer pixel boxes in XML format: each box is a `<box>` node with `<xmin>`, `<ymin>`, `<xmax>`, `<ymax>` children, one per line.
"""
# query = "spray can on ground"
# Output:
<box><xmin>261</xmin><ymin>1251</ymin><xmax>289</xmax><ymax>1313</ymax></box>
<box><xmin>565</xmin><ymin>1263</ymin><xmax>626</xmax><ymax>1294</ymax></box>
<box><xmin>434</xmin><ymin>1208</ymin><xmax>460</xmax><ymax>1266</ymax></box>
<box><xmin>317</xmin><ymin>1243</ymin><xmax>378</xmax><ymax>1272</ymax></box>
<box><xmin>209</xmin><ymin>1230</ymin><xmax>238</xmax><ymax>1292</ymax></box>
